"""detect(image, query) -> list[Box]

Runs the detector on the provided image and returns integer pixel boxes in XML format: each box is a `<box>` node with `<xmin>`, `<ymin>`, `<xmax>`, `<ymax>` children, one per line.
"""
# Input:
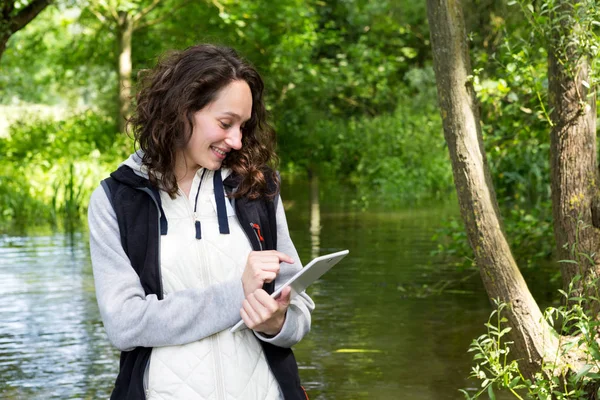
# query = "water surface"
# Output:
<box><xmin>0</xmin><ymin>180</ymin><xmax>540</xmax><ymax>399</ymax></box>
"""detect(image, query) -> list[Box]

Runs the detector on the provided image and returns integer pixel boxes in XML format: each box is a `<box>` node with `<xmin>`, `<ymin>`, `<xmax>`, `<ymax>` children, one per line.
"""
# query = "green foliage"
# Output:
<box><xmin>461</xmin><ymin>285</ymin><xmax>600</xmax><ymax>400</ymax></box>
<box><xmin>459</xmin><ymin>299</ymin><xmax>523</xmax><ymax>400</ymax></box>
<box><xmin>512</xmin><ymin>0</ymin><xmax>600</xmax><ymax>83</ymax></box>
<box><xmin>1</xmin><ymin>5</ymin><xmax>115</xmax><ymax>108</ymax></box>
<box><xmin>284</xmin><ymin>66</ymin><xmax>453</xmax><ymax>206</ymax></box>
<box><xmin>0</xmin><ymin>110</ymin><xmax>129</xmax><ymax>231</ymax></box>
<box><xmin>433</xmin><ymin>0</ymin><xmax>600</xmax><ymax>270</ymax></box>
<box><xmin>432</xmin><ymin>6</ymin><xmax>557</xmax><ymax>269</ymax></box>
<box><xmin>2</xmin><ymin>0</ymin><xmax>588</xmax><ymax>230</ymax></box>
<box><xmin>462</xmin><ymin>224</ymin><xmax>600</xmax><ymax>400</ymax></box>
<box><xmin>432</xmin><ymin>204</ymin><xmax>554</xmax><ymax>271</ymax></box>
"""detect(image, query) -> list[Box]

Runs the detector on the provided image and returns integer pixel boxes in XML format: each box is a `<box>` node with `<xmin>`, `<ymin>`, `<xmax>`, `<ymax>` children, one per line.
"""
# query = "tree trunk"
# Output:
<box><xmin>426</xmin><ymin>0</ymin><xmax>559</xmax><ymax>379</ymax></box>
<box><xmin>0</xmin><ymin>0</ymin><xmax>51</xmax><ymax>61</ymax></box>
<box><xmin>548</xmin><ymin>0</ymin><xmax>600</xmax><ymax>297</ymax></box>
<box><xmin>117</xmin><ymin>10</ymin><xmax>133</xmax><ymax>134</ymax></box>
<box><xmin>0</xmin><ymin>36</ymin><xmax>8</xmax><ymax>59</ymax></box>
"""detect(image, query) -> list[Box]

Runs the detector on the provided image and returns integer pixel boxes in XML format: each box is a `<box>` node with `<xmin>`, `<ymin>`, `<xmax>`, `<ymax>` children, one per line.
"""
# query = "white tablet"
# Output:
<box><xmin>230</xmin><ymin>249</ymin><xmax>349</xmax><ymax>333</ymax></box>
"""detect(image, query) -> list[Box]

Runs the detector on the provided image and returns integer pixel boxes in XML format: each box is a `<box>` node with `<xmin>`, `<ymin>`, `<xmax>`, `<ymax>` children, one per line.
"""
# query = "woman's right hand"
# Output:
<box><xmin>242</xmin><ymin>251</ymin><xmax>293</xmax><ymax>298</ymax></box>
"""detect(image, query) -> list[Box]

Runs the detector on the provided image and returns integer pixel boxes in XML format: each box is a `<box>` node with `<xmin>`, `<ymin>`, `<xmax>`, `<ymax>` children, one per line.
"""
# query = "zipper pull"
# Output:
<box><xmin>195</xmin><ymin>220</ymin><xmax>202</xmax><ymax>240</ymax></box>
<box><xmin>251</xmin><ymin>223</ymin><xmax>264</xmax><ymax>242</ymax></box>
<box><xmin>192</xmin><ymin>169</ymin><xmax>207</xmax><ymax>241</ymax></box>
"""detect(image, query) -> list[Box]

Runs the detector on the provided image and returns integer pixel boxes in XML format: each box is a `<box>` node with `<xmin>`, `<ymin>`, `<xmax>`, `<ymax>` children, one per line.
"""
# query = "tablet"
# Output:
<box><xmin>230</xmin><ymin>249</ymin><xmax>349</xmax><ymax>333</ymax></box>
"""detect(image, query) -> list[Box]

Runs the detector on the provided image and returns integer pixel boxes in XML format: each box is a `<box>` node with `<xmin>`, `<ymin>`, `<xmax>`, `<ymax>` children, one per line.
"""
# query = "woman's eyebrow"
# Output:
<box><xmin>222</xmin><ymin>111</ymin><xmax>250</xmax><ymax>122</ymax></box>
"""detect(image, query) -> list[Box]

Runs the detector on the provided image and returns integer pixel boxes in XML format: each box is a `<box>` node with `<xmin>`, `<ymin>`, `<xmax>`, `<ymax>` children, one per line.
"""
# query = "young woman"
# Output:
<box><xmin>88</xmin><ymin>44</ymin><xmax>314</xmax><ymax>400</ymax></box>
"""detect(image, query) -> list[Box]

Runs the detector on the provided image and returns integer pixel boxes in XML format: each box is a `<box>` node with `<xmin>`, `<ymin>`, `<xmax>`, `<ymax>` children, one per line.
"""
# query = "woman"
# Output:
<box><xmin>88</xmin><ymin>44</ymin><xmax>314</xmax><ymax>400</ymax></box>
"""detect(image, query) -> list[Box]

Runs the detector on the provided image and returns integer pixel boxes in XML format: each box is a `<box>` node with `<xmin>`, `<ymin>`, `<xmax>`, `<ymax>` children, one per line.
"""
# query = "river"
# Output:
<box><xmin>0</xmin><ymin>179</ymin><xmax>550</xmax><ymax>399</ymax></box>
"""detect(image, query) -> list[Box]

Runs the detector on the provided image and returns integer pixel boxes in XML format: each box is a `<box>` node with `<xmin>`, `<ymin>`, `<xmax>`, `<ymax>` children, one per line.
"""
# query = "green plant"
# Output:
<box><xmin>459</xmin><ymin>299</ymin><xmax>523</xmax><ymax>400</ymax></box>
<box><xmin>461</xmin><ymin>236</ymin><xmax>600</xmax><ymax>400</ymax></box>
<box><xmin>0</xmin><ymin>110</ymin><xmax>130</xmax><ymax>231</ymax></box>
<box><xmin>280</xmin><ymin>67</ymin><xmax>454</xmax><ymax>207</ymax></box>
<box><xmin>461</xmin><ymin>286</ymin><xmax>600</xmax><ymax>399</ymax></box>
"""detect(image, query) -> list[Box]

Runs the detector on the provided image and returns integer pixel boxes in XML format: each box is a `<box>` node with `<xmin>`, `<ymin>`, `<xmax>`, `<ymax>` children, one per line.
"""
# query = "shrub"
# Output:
<box><xmin>0</xmin><ymin>110</ymin><xmax>130</xmax><ymax>231</ymax></box>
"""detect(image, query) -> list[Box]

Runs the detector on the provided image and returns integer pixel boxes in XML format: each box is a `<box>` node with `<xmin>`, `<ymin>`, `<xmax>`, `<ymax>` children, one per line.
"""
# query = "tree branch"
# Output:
<box><xmin>133</xmin><ymin>0</ymin><xmax>161</xmax><ymax>24</ymax></box>
<box><xmin>134</xmin><ymin>14</ymin><xmax>168</xmax><ymax>30</ymax></box>
<box><xmin>99</xmin><ymin>0</ymin><xmax>120</xmax><ymax>22</ymax></box>
<box><xmin>9</xmin><ymin>0</ymin><xmax>52</xmax><ymax>35</ymax></box>
<box><xmin>87</xmin><ymin>0</ymin><xmax>119</xmax><ymax>23</ymax></box>
<box><xmin>134</xmin><ymin>0</ymin><xmax>192</xmax><ymax>31</ymax></box>
<box><xmin>89</xmin><ymin>7</ymin><xmax>107</xmax><ymax>23</ymax></box>
<box><xmin>209</xmin><ymin>0</ymin><xmax>224</xmax><ymax>13</ymax></box>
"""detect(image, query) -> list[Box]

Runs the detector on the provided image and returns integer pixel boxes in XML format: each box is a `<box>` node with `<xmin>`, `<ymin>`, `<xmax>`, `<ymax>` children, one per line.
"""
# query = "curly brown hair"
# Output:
<box><xmin>129</xmin><ymin>44</ymin><xmax>279</xmax><ymax>200</ymax></box>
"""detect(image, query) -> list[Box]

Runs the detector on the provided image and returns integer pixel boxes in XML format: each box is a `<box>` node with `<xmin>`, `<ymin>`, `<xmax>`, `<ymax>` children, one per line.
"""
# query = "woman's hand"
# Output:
<box><xmin>240</xmin><ymin>286</ymin><xmax>292</xmax><ymax>336</ymax></box>
<box><xmin>241</xmin><ymin>250</ymin><xmax>293</xmax><ymax>298</ymax></box>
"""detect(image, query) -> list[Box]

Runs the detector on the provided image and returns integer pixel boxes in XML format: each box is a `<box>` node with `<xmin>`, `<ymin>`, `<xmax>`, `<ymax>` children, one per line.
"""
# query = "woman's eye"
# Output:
<box><xmin>220</xmin><ymin>122</ymin><xmax>232</xmax><ymax>129</ymax></box>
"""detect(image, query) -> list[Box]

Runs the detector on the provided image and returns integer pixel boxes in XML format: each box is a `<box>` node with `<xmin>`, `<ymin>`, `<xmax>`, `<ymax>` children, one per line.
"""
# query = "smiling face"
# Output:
<box><xmin>176</xmin><ymin>80</ymin><xmax>253</xmax><ymax>177</ymax></box>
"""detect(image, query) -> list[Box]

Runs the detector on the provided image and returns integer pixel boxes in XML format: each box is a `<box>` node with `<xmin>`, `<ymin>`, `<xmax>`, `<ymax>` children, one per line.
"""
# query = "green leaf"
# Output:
<box><xmin>488</xmin><ymin>384</ymin><xmax>496</xmax><ymax>400</ymax></box>
<box><xmin>588</xmin><ymin>344</ymin><xmax>600</xmax><ymax>360</ymax></box>
<box><xmin>499</xmin><ymin>327</ymin><xmax>512</xmax><ymax>336</ymax></box>
<box><xmin>574</xmin><ymin>364</ymin><xmax>593</xmax><ymax>381</ymax></box>
<box><xmin>557</xmin><ymin>259</ymin><xmax>579</xmax><ymax>264</ymax></box>
<box><xmin>561</xmin><ymin>341</ymin><xmax>577</xmax><ymax>353</ymax></box>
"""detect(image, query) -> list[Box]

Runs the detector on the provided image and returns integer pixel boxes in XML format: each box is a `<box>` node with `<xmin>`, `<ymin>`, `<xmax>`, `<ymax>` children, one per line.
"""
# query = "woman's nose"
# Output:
<box><xmin>224</xmin><ymin>128</ymin><xmax>242</xmax><ymax>150</ymax></box>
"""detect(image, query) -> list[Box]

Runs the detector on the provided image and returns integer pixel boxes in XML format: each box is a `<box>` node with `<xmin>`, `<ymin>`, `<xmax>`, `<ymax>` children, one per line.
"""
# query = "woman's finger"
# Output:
<box><xmin>262</xmin><ymin>271</ymin><xmax>277</xmax><ymax>283</ymax></box>
<box><xmin>242</xmin><ymin>298</ymin><xmax>261</xmax><ymax>326</ymax></box>
<box><xmin>245</xmin><ymin>293</ymin><xmax>273</xmax><ymax>322</ymax></box>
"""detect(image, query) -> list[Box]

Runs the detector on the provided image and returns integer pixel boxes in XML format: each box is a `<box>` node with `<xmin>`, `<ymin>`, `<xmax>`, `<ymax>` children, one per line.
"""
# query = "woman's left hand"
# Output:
<box><xmin>240</xmin><ymin>286</ymin><xmax>292</xmax><ymax>336</ymax></box>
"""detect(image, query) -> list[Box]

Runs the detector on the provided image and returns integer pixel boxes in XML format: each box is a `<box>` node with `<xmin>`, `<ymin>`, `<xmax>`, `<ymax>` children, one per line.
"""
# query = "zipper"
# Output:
<box><xmin>192</xmin><ymin>170</ymin><xmax>225</xmax><ymax>399</ymax></box>
<box><xmin>212</xmin><ymin>334</ymin><xmax>226</xmax><ymax>400</ymax></box>
<box><xmin>196</xmin><ymin>226</ymin><xmax>224</xmax><ymax>400</ymax></box>
<box><xmin>193</xmin><ymin>169</ymin><xmax>208</xmax><ymax>240</ymax></box>
<box><xmin>250</xmin><ymin>222</ymin><xmax>264</xmax><ymax>251</ymax></box>
<box><xmin>189</xmin><ymin>170</ymin><xmax>210</xmax><ymax>286</ymax></box>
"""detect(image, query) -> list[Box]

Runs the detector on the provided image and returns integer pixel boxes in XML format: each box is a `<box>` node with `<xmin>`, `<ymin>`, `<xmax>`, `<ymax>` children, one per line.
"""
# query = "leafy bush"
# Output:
<box><xmin>279</xmin><ymin>66</ymin><xmax>454</xmax><ymax>206</ymax></box>
<box><xmin>461</xmin><ymin>288</ymin><xmax>600</xmax><ymax>400</ymax></box>
<box><xmin>462</xmin><ymin>229</ymin><xmax>600</xmax><ymax>399</ymax></box>
<box><xmin>0</xmin><ymin>110</ymin><xmax>130</xmax><ymax>231</ymax></box>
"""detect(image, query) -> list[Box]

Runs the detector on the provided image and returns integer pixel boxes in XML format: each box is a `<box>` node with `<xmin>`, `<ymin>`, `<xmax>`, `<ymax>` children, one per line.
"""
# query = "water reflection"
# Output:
<box><xmin>0</xmin><ymin>234</ymin><xmax>117</xmax><ymax>399</ymax></box>
<box><xmin>0</xmin><ymin>180</ymin><xmax>525</xmax><ymax>399</ymax></box>
<box><xmin>284</xmin><ymin>207</ymin><xmax>497</xmax><ymax>400</ymax></box>
<box><xmin>309</xmin><ymin>174</ymin><xmax>321</xmax><ymax>260</ymax></box>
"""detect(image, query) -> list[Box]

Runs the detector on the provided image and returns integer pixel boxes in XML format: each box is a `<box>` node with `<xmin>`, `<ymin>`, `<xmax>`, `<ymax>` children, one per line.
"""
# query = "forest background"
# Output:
<box><xmin>0</xmin><ymin>0</ymin><xmax>550</xmax><ymax>267</ymax></box>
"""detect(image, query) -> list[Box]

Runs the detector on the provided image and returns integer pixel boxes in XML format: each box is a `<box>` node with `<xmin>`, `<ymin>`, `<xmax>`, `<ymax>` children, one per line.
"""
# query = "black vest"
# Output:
<box><xmin>101</xmin><ymin>165</ymin><xmax>306</xmax><ymax>400</ymax></box>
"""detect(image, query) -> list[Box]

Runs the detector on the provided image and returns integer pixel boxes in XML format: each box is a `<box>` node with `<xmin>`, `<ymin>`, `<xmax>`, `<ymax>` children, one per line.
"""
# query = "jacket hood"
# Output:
<box><xmin>110</xmin><ymin>151</ymin><xmax>153</xmax><ymax>189</ymax></box>
<box><xmin>121</xmin><ymin>150</ymin><xmax>149</xmax><ymax>180</ymax></box>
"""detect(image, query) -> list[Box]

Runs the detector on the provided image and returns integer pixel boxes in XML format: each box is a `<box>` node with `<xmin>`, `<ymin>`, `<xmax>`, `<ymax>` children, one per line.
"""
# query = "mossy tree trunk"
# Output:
<box><xmin>547</xmin><ymin>0</ymin><xmax>600</xmax><ymax>299</ymax></box>
<box><xmin>426</xmin><ymin>0</ymin><xmax>560</xmax><ymax>379</ymax></box>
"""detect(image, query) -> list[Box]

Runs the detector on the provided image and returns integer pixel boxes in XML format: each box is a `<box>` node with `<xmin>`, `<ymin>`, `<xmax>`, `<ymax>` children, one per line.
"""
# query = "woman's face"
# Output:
<box><xmin>179</xmin><ymin>79</ymin><xmax>253</xmax><ymax>173</ymax></box>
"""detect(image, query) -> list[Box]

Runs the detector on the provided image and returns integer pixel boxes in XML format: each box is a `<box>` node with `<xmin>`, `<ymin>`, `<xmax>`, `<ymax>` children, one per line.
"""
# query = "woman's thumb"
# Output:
<box><xmin>277</xmin><ymin>285</ymin><xmax>292</xmax><ymax>306</ymax></box>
